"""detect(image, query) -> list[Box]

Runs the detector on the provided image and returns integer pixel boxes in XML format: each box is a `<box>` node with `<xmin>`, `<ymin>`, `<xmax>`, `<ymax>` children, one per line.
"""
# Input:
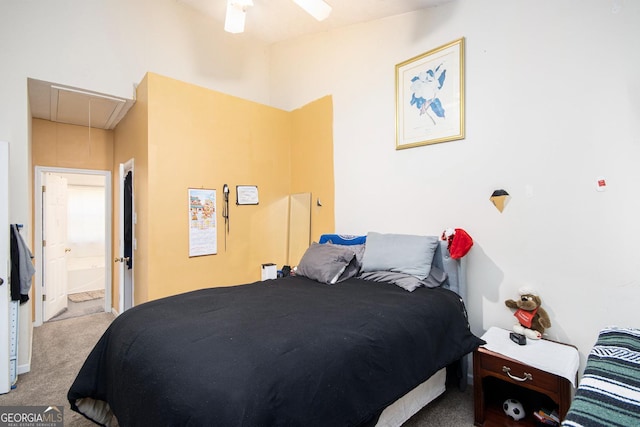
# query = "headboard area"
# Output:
<box><xmin>433</xmin><ymin>239</ymin><xmax>467</xmax><ymax>302</ymax></box>
<box><xmin>317</xmin><ymin>233</ymin><xmax>467</xmax><ymax>302</ymax></box>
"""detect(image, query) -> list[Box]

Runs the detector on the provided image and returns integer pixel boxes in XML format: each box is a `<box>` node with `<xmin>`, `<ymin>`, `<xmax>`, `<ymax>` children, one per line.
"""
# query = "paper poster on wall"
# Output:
<box><xmin>189</xmin><ymin>188</ymin><xmax>217</xmax><ymax>256</ymax></box>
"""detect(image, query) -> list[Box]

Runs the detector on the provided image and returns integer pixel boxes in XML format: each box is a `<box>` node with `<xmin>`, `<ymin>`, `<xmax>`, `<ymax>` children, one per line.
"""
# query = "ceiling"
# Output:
<box><xmin>28</xmin><ymin>1</ymin><xmax>451</xmax><ymax>129</ymax></box>
<box><xmin>178</xmin><ymin>0</ymin><xmax>454</xmax><ymax>44</ymax></box>
<box><xmin>28</xmin><ymin>78</ymin><xmax>134</xmax><ymax>130</ymax></box>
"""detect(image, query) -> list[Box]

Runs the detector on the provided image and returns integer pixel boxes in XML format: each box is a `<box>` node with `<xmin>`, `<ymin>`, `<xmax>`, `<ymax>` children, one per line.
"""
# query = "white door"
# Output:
<box><xmin>0</xmin><ymin>141</ymin><xmax>10</xmax><ymax>394</ymax></box>
<box><xmin>118</xmin><ymin>161</ymin><xmax>134</xmax><ymax>313</ymax></box>
<box><xmin>43</xmin><ymin>173</ymin><xmax>69</xmax><ymax>321</ymax></box>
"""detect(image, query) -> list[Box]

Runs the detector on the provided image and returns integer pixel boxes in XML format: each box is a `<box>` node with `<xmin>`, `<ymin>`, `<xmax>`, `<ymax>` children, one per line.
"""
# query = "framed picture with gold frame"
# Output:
<box><xmin>395</xmin><ymin>38</ymin><xmax>465</xmax><ymax>150</ymax></box>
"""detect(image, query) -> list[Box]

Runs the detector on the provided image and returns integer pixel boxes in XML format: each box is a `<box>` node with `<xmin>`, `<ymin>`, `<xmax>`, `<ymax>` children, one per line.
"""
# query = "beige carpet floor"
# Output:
<box><xmin>48</xmin><ymin>297</ymin><xmax>105</xmax><ymax>323</ymax></box>
<box><xmin>0</xmin><ymin>312</ymin><xmax>114</xmax><ymax>426</ymax></box>
<box><xmin>0</xmin><ymin>312</ymin><xmax>476</xmax><ymax>426</ymax></box>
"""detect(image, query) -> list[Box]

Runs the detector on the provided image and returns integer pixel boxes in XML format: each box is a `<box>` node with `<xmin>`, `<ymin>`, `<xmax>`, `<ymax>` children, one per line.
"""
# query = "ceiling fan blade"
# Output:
<box><xmin>293</xmin><ymin>0</ymin><xmax>332</xmax><ymax>21</ymax></box>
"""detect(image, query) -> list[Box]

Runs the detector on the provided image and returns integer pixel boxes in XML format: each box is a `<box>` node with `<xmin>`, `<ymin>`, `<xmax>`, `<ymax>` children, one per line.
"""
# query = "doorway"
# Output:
<box><xmin>34</xmin><ymin>167</ymin><xmax>112</xmax><ymax>326</ymax></box>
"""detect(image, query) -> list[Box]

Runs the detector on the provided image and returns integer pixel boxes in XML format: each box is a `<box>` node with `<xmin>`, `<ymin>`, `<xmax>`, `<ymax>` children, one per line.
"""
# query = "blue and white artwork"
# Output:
<box><xmin>409</xmin><ymin>64</ymin><xmax>447</xmax><ymax>121</ymax></box>
<box><xmin>396</xmin><ymin>38</ymin><xmax>464</xmax><ymax>149</ymax></box>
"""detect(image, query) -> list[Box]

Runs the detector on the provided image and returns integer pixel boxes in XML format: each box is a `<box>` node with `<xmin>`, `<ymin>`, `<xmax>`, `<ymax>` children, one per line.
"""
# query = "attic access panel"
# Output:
<box><xmin>28</xmin><ymin>78</ymin><xmax>134</xmax><ymax>130</ymax></box>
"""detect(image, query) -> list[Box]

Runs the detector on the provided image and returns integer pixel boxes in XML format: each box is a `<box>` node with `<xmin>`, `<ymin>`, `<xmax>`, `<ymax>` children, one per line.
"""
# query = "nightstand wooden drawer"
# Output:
<box><xmin>474</xmin><ymin>341</ymin><xmax>576</xmax><ymax>426</ymax></box>
<box><xmin>478</xmin><ymin>349</ymin><xmax>560</xmax><ymax>394</ymax></box>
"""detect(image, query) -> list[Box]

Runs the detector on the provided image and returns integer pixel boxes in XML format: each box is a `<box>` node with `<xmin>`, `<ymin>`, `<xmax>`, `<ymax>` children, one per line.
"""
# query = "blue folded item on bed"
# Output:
<box><xmin>562</xmin><ymin>327</ymin><xmax>640</xmax><ymax>427</ymax></box>
<box><xmin>318</xmin><ymin>234</ymin><xmax>366</xmax><ymax>245</ymax></box>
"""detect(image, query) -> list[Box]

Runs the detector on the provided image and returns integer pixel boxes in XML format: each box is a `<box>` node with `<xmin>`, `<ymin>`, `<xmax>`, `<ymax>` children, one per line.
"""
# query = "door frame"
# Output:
<box><xmin>118</xmin><ymin>159</ymin><xmax>134</xmax><ymax>314</ymax></box>
<box><xmin>1</xmin><ymin>141</ymin><xmax>11</xmax><ymax>394</ymax></box>
<box><xmin>34</xmin><ymin>166</ymin><xmax>112</xmax><ymax>327</ymax></box>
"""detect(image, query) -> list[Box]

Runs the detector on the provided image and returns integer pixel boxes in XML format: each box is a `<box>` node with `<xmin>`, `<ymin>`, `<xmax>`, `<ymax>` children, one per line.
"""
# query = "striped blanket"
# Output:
<box><xmin>562</xmin><ymin>327</ymin><xmax>640</xmax><ymax>427</ymax></box>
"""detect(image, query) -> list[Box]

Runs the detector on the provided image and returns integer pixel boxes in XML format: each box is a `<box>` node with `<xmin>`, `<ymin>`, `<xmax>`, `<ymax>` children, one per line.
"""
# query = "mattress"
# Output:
<box><xmin>376</xmin><ymin>367</ymin><xmax>447</xmax><ymax>426</ymax></box>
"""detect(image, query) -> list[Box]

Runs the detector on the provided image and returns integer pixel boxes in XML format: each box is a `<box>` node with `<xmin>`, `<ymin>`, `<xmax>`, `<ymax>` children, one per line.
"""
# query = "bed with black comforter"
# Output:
<box><xmin>69</xmin><ymin>275</ymin><xmax>481</xmax><ymax>426</ymax></box>
<box><xmin>69</xmin><ymin>232</ymin><xmax>483</xmax><ymax>426</ymax></box>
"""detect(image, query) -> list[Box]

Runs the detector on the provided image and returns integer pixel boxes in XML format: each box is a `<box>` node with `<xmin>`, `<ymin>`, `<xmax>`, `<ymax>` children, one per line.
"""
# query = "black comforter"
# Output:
<box><xmin>69</xmin><ymin>275</ymin><xmax>483</xmax><ymax>426</ymax></box>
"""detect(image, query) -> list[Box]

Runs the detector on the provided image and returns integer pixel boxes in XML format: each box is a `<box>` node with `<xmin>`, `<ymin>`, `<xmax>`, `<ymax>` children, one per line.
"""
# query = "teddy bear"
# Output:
<box><xmin>504</xmin><ymin>288</ymin><xmax>551</xmax><ymax>340</ymax></box>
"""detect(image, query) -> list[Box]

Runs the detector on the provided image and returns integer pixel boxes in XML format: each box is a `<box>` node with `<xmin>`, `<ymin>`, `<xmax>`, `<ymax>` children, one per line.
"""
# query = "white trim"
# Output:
<box><xmin>34</xmin><ymin>166</ymin><xmax>112</xmax><ymax>327</ymax></box>
<box><xmin>0</xmin><ymin>141</ymin><xmax>11</xmax><ymax>394</ymax></box>
<box><xmin>16</xmin><ymin>308</ymin><xmax>33</xmax><ymax>375</ymax></box>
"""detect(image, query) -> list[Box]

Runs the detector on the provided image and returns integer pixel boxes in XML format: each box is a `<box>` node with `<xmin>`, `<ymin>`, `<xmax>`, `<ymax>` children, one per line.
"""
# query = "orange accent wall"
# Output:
<box><xmin>290</xmin><ymin>95</ymin><xmax>335</xmax><ymax>246</ymax></box>
<box><xmin>117</xmin><ymin>73</ymin><xmax>335</xmax><ymax>303</ymax></box>
<box><xmin>31</xmin><ymin>72</ymin><xmax>335</xmax><ymax>308</ymax></box>
<box><xmin>32</xmin><ymin>119</ymin><xmax>114</xmax><ymax>169</ymax></box>
<box><xmin>141</xmin><ymin>73</ymin><xmax>289</xmax><ymax>300</ymax></box>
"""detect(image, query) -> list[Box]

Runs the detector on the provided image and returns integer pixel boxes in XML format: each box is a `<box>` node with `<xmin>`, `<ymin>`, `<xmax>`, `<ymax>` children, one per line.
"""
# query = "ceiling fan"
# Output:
<box><xmin>225</xmin><ymin>0</ymin><xmax>332</xmax><ymax>34</ymax></box>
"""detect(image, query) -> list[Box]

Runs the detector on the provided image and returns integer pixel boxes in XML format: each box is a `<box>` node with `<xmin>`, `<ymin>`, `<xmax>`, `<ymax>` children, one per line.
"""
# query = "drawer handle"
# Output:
<box><xmin>502</xmin><ymin>366</ymin><xmax>533</xmax><ymax>382</ymax></box>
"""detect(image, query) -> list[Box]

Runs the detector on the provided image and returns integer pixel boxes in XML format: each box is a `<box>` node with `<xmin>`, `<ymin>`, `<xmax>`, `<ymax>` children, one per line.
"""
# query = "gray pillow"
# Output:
<box><xmin>361</xmin><ymin>232</ymin><xmax>439</xmax><ymax>279</ymax></box>
<box><xmin>297</xmin><ymin>242</ymin><xmax>359</xmax><ymax>284</ymax></box>
<box><xmin>421</xmin><ymin>266</ymin><xmax>448</xmax><ymax>288</ymax></box>
<box><xmin>320</xmin><ymin>242</ymin><xmax>365</xmax><ymax>273</ymax></box>
<box><xmin>359</xmin><ymin>266</ymin><xmax>448</xmax><ymax>292</ymax></box>
<box><xmin>359</xmin><ymin>271</ymin><xmax>424</xmax><ymax>292</ymax></box>
<box><xmin>330</xmin><ymin>242</ymin><xmax>365</xmax><ymax>264</ymax></box>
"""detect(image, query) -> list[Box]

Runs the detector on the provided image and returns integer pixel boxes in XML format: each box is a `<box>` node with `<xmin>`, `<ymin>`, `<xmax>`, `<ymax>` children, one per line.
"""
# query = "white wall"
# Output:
<box><xmin>269</xmin><ymin>0</ymin><xmax>640</xmax><ymax>371</ymax></box>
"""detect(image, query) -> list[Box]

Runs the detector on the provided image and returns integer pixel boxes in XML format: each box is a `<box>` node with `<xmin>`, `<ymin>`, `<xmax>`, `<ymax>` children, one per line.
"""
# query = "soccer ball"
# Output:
<box><xmin>503</xmin><ymin>398</ymin><xmax>525</xmax><ymax>421</ymax></box>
